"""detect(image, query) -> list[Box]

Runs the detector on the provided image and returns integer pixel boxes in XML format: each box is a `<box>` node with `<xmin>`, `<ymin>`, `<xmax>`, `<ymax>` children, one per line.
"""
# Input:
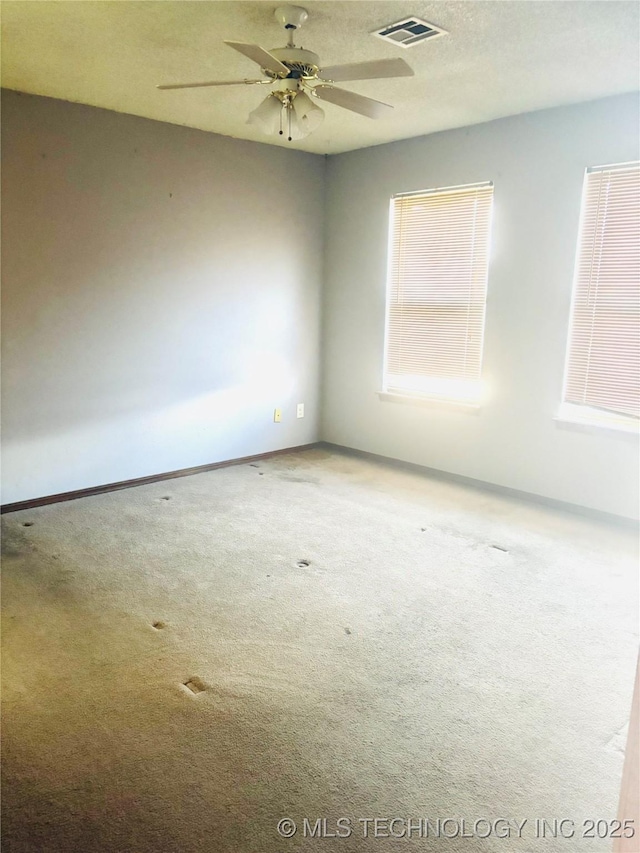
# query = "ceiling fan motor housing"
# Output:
<box><xmin>268</xmin><ymin>47</ymin><xmax>319</xmax><ymax>79</ymax></box>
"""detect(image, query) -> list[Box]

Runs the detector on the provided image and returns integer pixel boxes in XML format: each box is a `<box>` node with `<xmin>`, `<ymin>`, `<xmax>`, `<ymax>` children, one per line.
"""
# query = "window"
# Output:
<box><xmin>561</xmin><ymin>162</ymin><xmax>640</xmax><ymax>428</ymax></box>
<box><xmin>383</xmin><ymin>182</ymin><xmax>493</xmax><ymax>405</ymax></box>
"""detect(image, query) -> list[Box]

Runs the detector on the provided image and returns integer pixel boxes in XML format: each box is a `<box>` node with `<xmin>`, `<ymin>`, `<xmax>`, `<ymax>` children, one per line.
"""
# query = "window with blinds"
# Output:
<box><xmin>562</xmin><ymin>162</ymin><xmax>640</xmax><ymax>424</ymax></box>
<box><xmin>383</xmin><ymin>182</ymin><xmax>493</xmax><ymax>404</ymax></box>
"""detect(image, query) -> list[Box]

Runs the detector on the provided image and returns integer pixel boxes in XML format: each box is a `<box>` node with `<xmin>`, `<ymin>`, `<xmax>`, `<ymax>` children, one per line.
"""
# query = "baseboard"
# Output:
<box><xmin>320</xmin><ymin>441</ymin><xmax>640</xmax><ymax>528</ymax></box>
<box><xmin>4</xmin><ymin>440</ymin><xmax>636</xmax><ymax>527</ymax></box>
<box><xmin>0</xmin><ymin>443</ymin><xmax>321</xmax><ymax>514</ymax></box>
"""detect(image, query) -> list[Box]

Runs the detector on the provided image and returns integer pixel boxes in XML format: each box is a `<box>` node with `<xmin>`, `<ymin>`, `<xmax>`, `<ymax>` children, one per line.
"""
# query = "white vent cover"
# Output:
<box><xmin>373</xmin><ymin>17</ymin><xmax>447</xmax><ymax>48</ymax></box>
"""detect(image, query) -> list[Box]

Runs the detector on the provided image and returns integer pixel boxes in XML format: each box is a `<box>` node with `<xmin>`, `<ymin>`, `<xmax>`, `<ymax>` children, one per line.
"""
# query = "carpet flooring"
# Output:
<box><xmin>2</xmin><ymin>447</ymin><xmax>638</xmax><ymax>852</ymax></box>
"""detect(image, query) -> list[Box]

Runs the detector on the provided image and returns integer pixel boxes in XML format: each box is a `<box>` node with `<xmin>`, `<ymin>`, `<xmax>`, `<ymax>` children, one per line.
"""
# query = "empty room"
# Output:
<box><xmin>1</xmin><ymin>2</ymin><xmax>639</xmax><ymax>851</ymax></box>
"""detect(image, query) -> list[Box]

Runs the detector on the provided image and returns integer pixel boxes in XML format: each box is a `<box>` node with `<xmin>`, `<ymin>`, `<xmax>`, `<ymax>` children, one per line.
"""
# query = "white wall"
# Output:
<box><xmin>322</xmin><ymin>94</ymin><xmax>640</xmax><ymax>519</ymax></box>
<box><xmin>1</xmin><ymin>91</ymin><xmax>325</xmax><ymax>504</ymax></box>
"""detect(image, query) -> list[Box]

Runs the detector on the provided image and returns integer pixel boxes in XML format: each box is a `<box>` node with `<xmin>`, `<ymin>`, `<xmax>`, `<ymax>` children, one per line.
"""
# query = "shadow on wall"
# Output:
<box><xmin>1</xmin><ymin>89</ymin><xmax>324</xmax><ymax>502</ymax></box>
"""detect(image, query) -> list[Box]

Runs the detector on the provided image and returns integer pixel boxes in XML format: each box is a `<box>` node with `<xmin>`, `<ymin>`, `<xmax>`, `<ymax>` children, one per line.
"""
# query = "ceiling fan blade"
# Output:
<box><xmin>224</xmin><ymin>41</ymin><xmax>289</xmax><ymax>77</ymax></box>
<box><xmin>318</xmin><ymin>57</ymin><xmax>414</xmax><ymax>83</ymax></box>
<box><xmin>313</xmin><ymin>86</ymin><xmax>393</xmax><ymax>119</ymax></box>
<box><xmin>157</xmin><ymin>79</ymin><xmax>266</xmax><ymax>90</ymax></box>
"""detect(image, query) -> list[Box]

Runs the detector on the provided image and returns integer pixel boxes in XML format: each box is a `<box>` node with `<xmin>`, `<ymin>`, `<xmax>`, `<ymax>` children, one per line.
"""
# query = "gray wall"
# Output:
<box><xmin>3</xmin><ymin>90</ymin><xmax>639</xmax><ymax>519</ymax></box>
<box><xmin>1</xmin><ymin>91</ymin><xmax>325</xmax><ymax>503</ymax></box>
<box><xmin>322</xmin><ymin>94</ymin><xmax>640</xmax><ymax>519</ymax></box>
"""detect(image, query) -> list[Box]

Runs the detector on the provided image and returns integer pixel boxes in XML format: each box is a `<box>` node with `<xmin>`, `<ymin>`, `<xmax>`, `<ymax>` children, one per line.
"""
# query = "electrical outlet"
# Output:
<box><xmin>273</xmin><ymin>408</ymin><xmax>282</xmax><ymax>423</ymax></box>
<box><xmin>297</xmin><ymin>403</ymin><xmax>305</xmax><ymax>419</ymax></box>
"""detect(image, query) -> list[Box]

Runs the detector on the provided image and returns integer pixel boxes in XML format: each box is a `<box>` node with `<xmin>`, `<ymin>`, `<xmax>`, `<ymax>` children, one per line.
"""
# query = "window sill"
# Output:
<box><xmin>554</xmin><ymin>415</ymin><xmax>639</xmax><ymax>437</ymax></box>
<box><xmin>377</xmin><ymin>392</ymin><xmax>481</xmax><ymax>413</ymax></box>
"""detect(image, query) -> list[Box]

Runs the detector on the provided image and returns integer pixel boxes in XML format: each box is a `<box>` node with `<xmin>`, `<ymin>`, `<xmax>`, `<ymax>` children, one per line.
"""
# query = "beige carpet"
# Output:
<box><xmin>2</xmin><ymin>447</ymin><xmax>638</xmax><ymax>852</ymax></box>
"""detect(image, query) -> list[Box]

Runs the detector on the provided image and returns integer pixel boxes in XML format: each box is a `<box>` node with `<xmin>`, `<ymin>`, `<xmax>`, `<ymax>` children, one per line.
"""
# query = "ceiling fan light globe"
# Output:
<box><xmin>247</xmin><ymin>94</ymin><xmax>282</xmax><ymax>135</ymax></box>
<box><xmin>292</xmin><ymin>91</ymin><xmax>324</xmax><ymax>133</ymax></box>
<box><xmin>286</xmin><ymin>107</ymin><xmax>308</xmax><ymax>141</ymax></box>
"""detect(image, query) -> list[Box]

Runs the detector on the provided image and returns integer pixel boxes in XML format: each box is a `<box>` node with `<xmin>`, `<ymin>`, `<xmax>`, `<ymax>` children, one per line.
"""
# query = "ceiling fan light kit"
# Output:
<box><xmin>247</xmin><ymin>86</ymin><xmax>323</xmax><ymax>141</ymax></box>
<box><xmin>157</xmin><ymin>4</ymin><xmax>415</xmax><ymax>143</ymax></box>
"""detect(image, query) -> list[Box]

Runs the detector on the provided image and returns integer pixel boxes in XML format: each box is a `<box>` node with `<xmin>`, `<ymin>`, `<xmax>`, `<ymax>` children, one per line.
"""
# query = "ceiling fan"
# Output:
<box><xmin>157</xmin><ymin>4</ymin><xmax>414</xmax><ymax>142</ymax></box>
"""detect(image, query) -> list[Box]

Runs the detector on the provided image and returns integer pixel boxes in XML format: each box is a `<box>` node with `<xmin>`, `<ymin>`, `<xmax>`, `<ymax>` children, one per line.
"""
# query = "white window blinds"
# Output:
<box><xmin>563</xmin><ymin>163</ymin><xmax>640</xmax><ymax>420</ymax></box>
<box><xmin>384</xmin><ymin>182</ymin><xmax>493</xmax><ymax>403</ymax></box>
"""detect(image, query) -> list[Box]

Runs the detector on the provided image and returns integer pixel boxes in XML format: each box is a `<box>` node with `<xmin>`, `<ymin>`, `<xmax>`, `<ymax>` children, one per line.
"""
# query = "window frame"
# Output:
<box><xmin>558</xmin><ymin>161</ymin><xmax>640</xmax><ymax>433</ymax></box>
<box><xmin>381</xmin><ymin>181</ymin><xmax>494</xmax><ymax>408</ymax></box>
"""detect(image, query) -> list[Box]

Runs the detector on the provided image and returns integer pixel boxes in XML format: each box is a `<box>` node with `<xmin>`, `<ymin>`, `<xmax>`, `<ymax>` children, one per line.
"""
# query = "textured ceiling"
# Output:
<box><xmin>2</xmin><ymin>0</ymin><xmax>639</xmax><ymax>154</ymax></box>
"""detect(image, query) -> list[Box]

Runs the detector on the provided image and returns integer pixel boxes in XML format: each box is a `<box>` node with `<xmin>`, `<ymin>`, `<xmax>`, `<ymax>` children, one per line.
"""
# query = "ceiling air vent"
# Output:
<box><xmin>373</xmin><ymin>17</ymin><xmax>447</xmax><ymax>48</ymax></box>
